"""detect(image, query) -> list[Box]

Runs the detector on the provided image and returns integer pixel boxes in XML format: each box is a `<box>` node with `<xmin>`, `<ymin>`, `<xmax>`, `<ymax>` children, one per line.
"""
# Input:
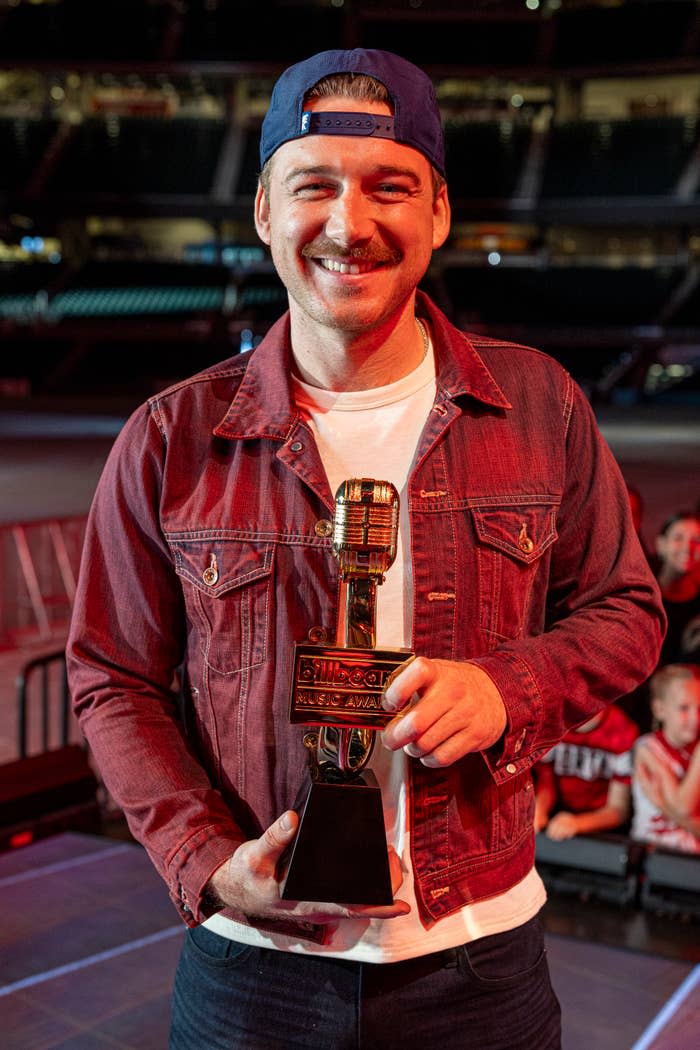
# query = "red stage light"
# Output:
<box><xmin>9</xmin><ymin>830</ymin><xmax>34</xmax><ymax>849</ymax></box>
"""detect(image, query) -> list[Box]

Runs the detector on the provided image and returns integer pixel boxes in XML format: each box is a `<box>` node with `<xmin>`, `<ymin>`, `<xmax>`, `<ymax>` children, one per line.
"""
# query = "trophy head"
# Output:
<box><xmin>332</xmin><ymin>478</ymin><xmax>399</xmax><ymax>581</ymax></box>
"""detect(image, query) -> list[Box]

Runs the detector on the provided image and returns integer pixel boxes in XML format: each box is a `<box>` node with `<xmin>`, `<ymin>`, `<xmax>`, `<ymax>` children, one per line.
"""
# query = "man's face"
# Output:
<box><xmin>255</xmin><ymin>97</ymin><xmax>450</xmax><ymax>337</ymax></box>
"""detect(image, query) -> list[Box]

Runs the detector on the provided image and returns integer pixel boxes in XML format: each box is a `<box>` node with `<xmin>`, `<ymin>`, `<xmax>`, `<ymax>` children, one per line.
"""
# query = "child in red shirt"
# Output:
<box><xmin>535</xmin><ymin>704</ymin><xmax>639</xmax><ymax>839</ymax></box>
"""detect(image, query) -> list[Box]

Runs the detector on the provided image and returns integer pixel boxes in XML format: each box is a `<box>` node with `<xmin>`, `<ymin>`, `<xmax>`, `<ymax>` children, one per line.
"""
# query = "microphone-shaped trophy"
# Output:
<box><xmin>282</xmin><ymin>478</ymin><xmax>414</xmax><ymax>904</ymax></box>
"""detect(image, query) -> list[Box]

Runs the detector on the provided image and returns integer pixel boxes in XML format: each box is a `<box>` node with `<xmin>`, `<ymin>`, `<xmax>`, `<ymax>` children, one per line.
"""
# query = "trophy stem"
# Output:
<box><xmin>321</xmin><ymin>574</ymin><xmax>380</xmax><ymax>774</ymax></box>
<box><xmin>344</xmin><ymin>575</ymin><xmax>378</xmax><ymax>649</ymax></box>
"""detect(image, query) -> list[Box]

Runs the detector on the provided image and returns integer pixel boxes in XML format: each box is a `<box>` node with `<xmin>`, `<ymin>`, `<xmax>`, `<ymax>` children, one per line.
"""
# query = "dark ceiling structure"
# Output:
<box><xmin>1</xmin><ymin>0</ymin><xmax>700</xmax><ymax>407</ymax></box>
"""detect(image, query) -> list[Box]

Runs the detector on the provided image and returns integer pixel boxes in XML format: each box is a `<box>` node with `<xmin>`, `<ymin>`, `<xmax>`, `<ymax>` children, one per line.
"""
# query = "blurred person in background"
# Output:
<box><xmin>631</xmin><ymin>664</ymin><xmax>700</xmax><ymax>854</ymax></box>
<box><xmin>654</xmin><ymin>512</ymin><xmax>700</xmax><ymax>665</ymax></box>
<box><xmin>534</xmin><ymin>704</ymin><xmax>638</xmax><ymax>840</ymax></box>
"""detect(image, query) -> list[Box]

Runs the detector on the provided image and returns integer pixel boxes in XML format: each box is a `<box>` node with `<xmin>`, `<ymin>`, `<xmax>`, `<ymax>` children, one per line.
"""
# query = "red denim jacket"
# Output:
<box><xmin>67</xmin><ymin>292</ymin><xmax>664</xmax><ymax>940</ymax></box>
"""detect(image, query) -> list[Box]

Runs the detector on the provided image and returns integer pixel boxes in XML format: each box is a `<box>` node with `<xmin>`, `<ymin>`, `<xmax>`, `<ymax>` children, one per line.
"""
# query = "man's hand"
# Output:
<box><xmin>380</xmin><ymin>657</ymin><xmax>507</xmax><ymax>768</ymax></box>
<box><xmin>207</xmin><ymin>810</ymin><xmax>410</xmax><ymax>924</ymax></box>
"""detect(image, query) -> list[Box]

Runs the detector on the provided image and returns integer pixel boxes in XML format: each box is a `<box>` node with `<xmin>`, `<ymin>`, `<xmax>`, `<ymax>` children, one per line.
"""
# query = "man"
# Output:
<box><xmin>67</xmin><ymin>49</ymin><xmax>665</xmax><ymax>1049</ymax></box>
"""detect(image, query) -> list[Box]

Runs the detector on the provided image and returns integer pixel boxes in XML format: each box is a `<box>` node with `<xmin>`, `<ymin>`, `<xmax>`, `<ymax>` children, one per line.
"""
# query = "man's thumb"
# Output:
<box><xmin>260</xmin><ymin>810</ymin><xmax>299</xmax><ymax>858</ymax></box>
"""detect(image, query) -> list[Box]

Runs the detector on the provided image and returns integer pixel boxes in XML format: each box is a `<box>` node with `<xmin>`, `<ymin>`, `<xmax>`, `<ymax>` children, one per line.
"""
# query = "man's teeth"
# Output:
<box><xmin>318</xmin><ymin>258</ymin><xmax>377</xmax><ymax>274</ymax></box>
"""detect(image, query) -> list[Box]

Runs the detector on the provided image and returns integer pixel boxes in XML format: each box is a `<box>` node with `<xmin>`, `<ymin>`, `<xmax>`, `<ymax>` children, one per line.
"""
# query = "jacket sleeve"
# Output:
<box><xmin>472</xmin><ymin>378</ymin><xmax>666</xmax><ymax>785</ymax></box>
<box><xmin>67</xmin><ymin>404</ymin><xmax>245</xmax><ymax>926</ymax></box>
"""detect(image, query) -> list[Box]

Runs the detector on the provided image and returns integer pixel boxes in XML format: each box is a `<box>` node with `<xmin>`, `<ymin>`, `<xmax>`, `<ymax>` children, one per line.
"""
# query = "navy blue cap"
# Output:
<box><xmin>260</xmin><ymin>49</ymin><xmax>445</xmax><ymax>177</ymax></box>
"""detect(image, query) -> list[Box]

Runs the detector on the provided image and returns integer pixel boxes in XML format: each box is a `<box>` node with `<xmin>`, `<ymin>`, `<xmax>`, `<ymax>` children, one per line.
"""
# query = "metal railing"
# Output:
<box><xmin>16</xmin><ymin>648</ymin><xmax>73</xmax><ymax>758</ymax></box>
<box><xmin>0</xmin><ymin>515</ymin><xmax>86</xmax><ymax>648</ymax></box>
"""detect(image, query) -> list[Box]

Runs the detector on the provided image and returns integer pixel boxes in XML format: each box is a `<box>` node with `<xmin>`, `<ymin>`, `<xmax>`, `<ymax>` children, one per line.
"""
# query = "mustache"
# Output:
<box><xmin>301</xmin><ymin>239</ymin><xmax>401</xmax><ymax>265</ymax></box>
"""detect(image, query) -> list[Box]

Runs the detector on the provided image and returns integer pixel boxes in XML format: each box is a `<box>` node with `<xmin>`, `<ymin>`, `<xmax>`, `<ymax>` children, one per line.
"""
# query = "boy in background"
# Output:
<box><xmin>535</xmin><ymin>705</ymin><xmax>639</xmax><ymax>839</ymax></box>
<box><xmin>632</xmin><ymin>664</ymin><xmax>700</xmax><ymax>853</ymax></box>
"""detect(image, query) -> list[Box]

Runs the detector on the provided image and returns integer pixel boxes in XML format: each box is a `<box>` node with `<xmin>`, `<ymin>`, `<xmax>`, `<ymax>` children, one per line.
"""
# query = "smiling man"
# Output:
<box><xmin>254</xmin><ymin>84</ymin><xmax>449</xmax><ymax>392</ymax></box>
<box><xmin>67</xmin><ymin>50</ymin><xmax>665</xmax><ymax>1050</ymax></box>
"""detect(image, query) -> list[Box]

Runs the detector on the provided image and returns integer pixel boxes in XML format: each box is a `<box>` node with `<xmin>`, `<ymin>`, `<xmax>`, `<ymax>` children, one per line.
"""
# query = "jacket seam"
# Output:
<box><xmin>563</xmin><ymin>370</ymin><xmax>575</xmax><ymax>435</ymax></box>
<box><xmin>165</xmin><ymin>821</ymin><xmax>232</xmax><ymax>874</ymax></box>
<box><xmin>166</xmin><ymin>529</ymin><xmax>332</xmax><ymax>546</ymax></box>
<box><xmin>147</xmin><ymin>362</ymin><xmax>248</xmax><ymax>408</ymax></box>
<box><xmin>420</xmin><ymin>823</ymin><xmax>533</xmax><ymax>884</ymax></box>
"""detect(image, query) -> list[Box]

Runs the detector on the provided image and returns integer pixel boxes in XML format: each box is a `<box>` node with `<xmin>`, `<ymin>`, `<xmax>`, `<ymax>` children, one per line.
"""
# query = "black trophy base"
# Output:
<box><xmin>280</xmin><ymin>771</ymin><xmax>392</xmax><ymax>905</ymax></box>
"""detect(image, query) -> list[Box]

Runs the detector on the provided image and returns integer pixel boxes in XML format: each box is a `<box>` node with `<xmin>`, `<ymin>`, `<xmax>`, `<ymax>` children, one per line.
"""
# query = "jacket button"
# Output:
<box><xmin>202</xmin><ymin>554</ymin><xmax>219</xmax><ymax>586</ymax></box>
<box><xmin>518</xmin><ymin>523</ymin><xmax>534</xmax><ymax>554</ymax></box>
<box><xmin>290</xmin><ymin>441</ymin><xmax>303</xmax><ymax>452</ymax></box>
<box><xmin>308</xmin><ymin>626</ymin><xmax>328</xmax><ymax>643</ymax></box>
<box><xmin>506</xmin><ymin>763</ymin><xmax>517</xmax><ymax>775</ymax></box>
<box><xmin>314</xmin><ymin>519</ymin><xmax>332</xmax><ymax>537</ymax></box>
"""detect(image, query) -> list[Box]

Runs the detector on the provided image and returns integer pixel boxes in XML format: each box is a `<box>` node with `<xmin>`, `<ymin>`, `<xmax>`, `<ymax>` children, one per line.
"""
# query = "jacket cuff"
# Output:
<box><xmin>166</xmin><ymin>824</ymin><xmax>246</xmax><ymax>927</ymax></box>
<box><xmin>469</xmin><ymin>652</ymin><xmax>551</xmax><ymax>784</ymax></box>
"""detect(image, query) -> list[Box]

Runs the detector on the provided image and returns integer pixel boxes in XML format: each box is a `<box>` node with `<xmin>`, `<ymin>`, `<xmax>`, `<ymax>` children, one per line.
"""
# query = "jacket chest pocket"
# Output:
<box><xmin>172</xmin><ymin>539</ymin><xmax>274</xmax><ymax>675</ymax></box>
<box><xmin>471</xmin><ymin>503</ymin><xmax>558</xmax><ymax>642</ymax></box>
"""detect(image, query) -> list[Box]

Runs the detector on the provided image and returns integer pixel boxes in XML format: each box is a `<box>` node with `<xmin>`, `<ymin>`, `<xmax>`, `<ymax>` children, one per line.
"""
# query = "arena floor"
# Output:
<box><xmin>0</xmin><ymin>832</ymin><xmax>697</xmax><ymax>1050</ymax></box>
<box><xmin>1</xmin><ymin>404</ymin><xmax>698</xmax><ymax>1048</ymax></box>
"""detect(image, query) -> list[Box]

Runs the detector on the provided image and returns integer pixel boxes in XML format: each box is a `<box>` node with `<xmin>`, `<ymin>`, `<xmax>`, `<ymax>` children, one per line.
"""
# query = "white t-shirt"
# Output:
<box><xmin>205</xmin><ymin>327</ymin><xmax>545</xmax><ymax>959</ymax></box>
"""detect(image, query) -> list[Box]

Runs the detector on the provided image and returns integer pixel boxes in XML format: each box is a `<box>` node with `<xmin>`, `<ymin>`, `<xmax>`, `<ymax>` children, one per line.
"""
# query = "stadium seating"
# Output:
<box><xmin>442</xmin><ymin>264</ymin><xmax>684</xmax><ymax>326</ymax></box>
<box><xmin>0</xmin><ymin>117</ymin><xmax>59</xmax><ymax>193</ymax></box>
<box><xmin>444</xmin><ymin>120</ymin><xmax>531</xmax><ymax>199</ymax></box>
<box><xmin>48</xmin><ymin>117</ymin><xmax>227</xmax><ymax>195</ymax></box>
<box><xmin>542</xmin><ymin>116</ymin><xmax>700</xmax><ymax>198</ymax></box>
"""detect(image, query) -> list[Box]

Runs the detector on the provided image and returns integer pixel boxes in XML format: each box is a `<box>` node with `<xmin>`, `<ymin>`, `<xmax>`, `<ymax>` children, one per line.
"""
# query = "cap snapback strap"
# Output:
<box><xmin>300</xmin><ymin>111</ymin><xmax>396</xmax><ymax>140</ymax></box>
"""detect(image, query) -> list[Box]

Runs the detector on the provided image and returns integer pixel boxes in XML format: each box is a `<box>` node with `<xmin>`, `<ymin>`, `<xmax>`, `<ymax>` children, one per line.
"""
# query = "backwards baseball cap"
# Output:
<box><xmin>259</xmin><ymin>48</ymin><xmax>445</xmax><ymax>177</ymax></box>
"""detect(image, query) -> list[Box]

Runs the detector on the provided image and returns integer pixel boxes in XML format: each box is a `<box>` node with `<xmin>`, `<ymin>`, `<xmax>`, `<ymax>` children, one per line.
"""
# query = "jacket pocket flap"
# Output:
<box><xmin>472</xmin><ymin>504</ymin><xmax>558</xmax><ymax>564</ymax></box>
<box><xmin>172</xmin><ymin>539</ymin><xmax>274</xmax><ymax>597</ymax></box>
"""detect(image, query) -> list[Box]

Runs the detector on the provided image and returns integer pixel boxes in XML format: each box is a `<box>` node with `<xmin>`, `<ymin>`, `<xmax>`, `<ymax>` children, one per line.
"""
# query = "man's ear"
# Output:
<box><xmin>432</xmin><ymin>182</ymin><xmax>451</xmax><ymax>251</ymax></box>
<box><xmin>254</xmin><ymin>182</ymin><xmax>271</xmax><ymax>246</ymax></box>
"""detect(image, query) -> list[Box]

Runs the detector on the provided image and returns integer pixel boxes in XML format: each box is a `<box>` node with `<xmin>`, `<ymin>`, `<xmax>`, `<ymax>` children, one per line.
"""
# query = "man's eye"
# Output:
<box><xmin>295</xmin><ymin>182</ymin><xmax>331</xmax><ymax>195</ymax></box>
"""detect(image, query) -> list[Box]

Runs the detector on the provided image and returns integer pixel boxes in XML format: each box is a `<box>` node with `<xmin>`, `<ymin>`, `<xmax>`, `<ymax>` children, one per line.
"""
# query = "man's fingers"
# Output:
<box><xmin>405</xmin><ymin>723</ymin><xmax>485</xmax><ymax>767</ymax></box>
<box><xmin>383</xmin><ymin>656</ymin><xmax>434</xmax><ymax>712</ymax></box>
<box><xmin>416</xmin><ymin>730</ymin><xmax>475</xmax><ymax>767</ymax></box>
<box><xmin>283</xmin><ymin>896</ymin><xmax>411</xmax><ymax>922</ymax></box>
<box><xmin>347</xmin><ymin>900</ymin><xmax>411</xmax><ymax>919</ymax></box>
<box><xmin>382</xmin><ymin>689</ymin><xmax>453</xmax><ymax>751</ymax></box>
<box><xmin>387</xmin><ymin>845</ymin><xmax>406</xmax><ymax>897</ymax></box>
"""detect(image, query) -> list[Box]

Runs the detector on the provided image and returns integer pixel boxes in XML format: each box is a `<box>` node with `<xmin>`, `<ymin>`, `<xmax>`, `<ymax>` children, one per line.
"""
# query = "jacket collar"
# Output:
<box><xmin>213</xmin><ymin>291</ymin><xmax>510</xmax><ymax>441</ymax></box>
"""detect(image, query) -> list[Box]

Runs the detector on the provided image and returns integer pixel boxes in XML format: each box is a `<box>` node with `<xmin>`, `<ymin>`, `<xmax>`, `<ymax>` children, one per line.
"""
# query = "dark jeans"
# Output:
<box><xmin>169</xmin><ymin>914</ymin><xmax>561</xmax><ymax>1049</ymax></box>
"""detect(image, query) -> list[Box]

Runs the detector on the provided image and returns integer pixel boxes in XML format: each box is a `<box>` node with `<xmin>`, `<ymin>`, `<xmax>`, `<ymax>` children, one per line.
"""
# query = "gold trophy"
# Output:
<box><xmin>281</xmin><ymin>479</ymin><xmax>413</xmax><ymax>904</ymax></box>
